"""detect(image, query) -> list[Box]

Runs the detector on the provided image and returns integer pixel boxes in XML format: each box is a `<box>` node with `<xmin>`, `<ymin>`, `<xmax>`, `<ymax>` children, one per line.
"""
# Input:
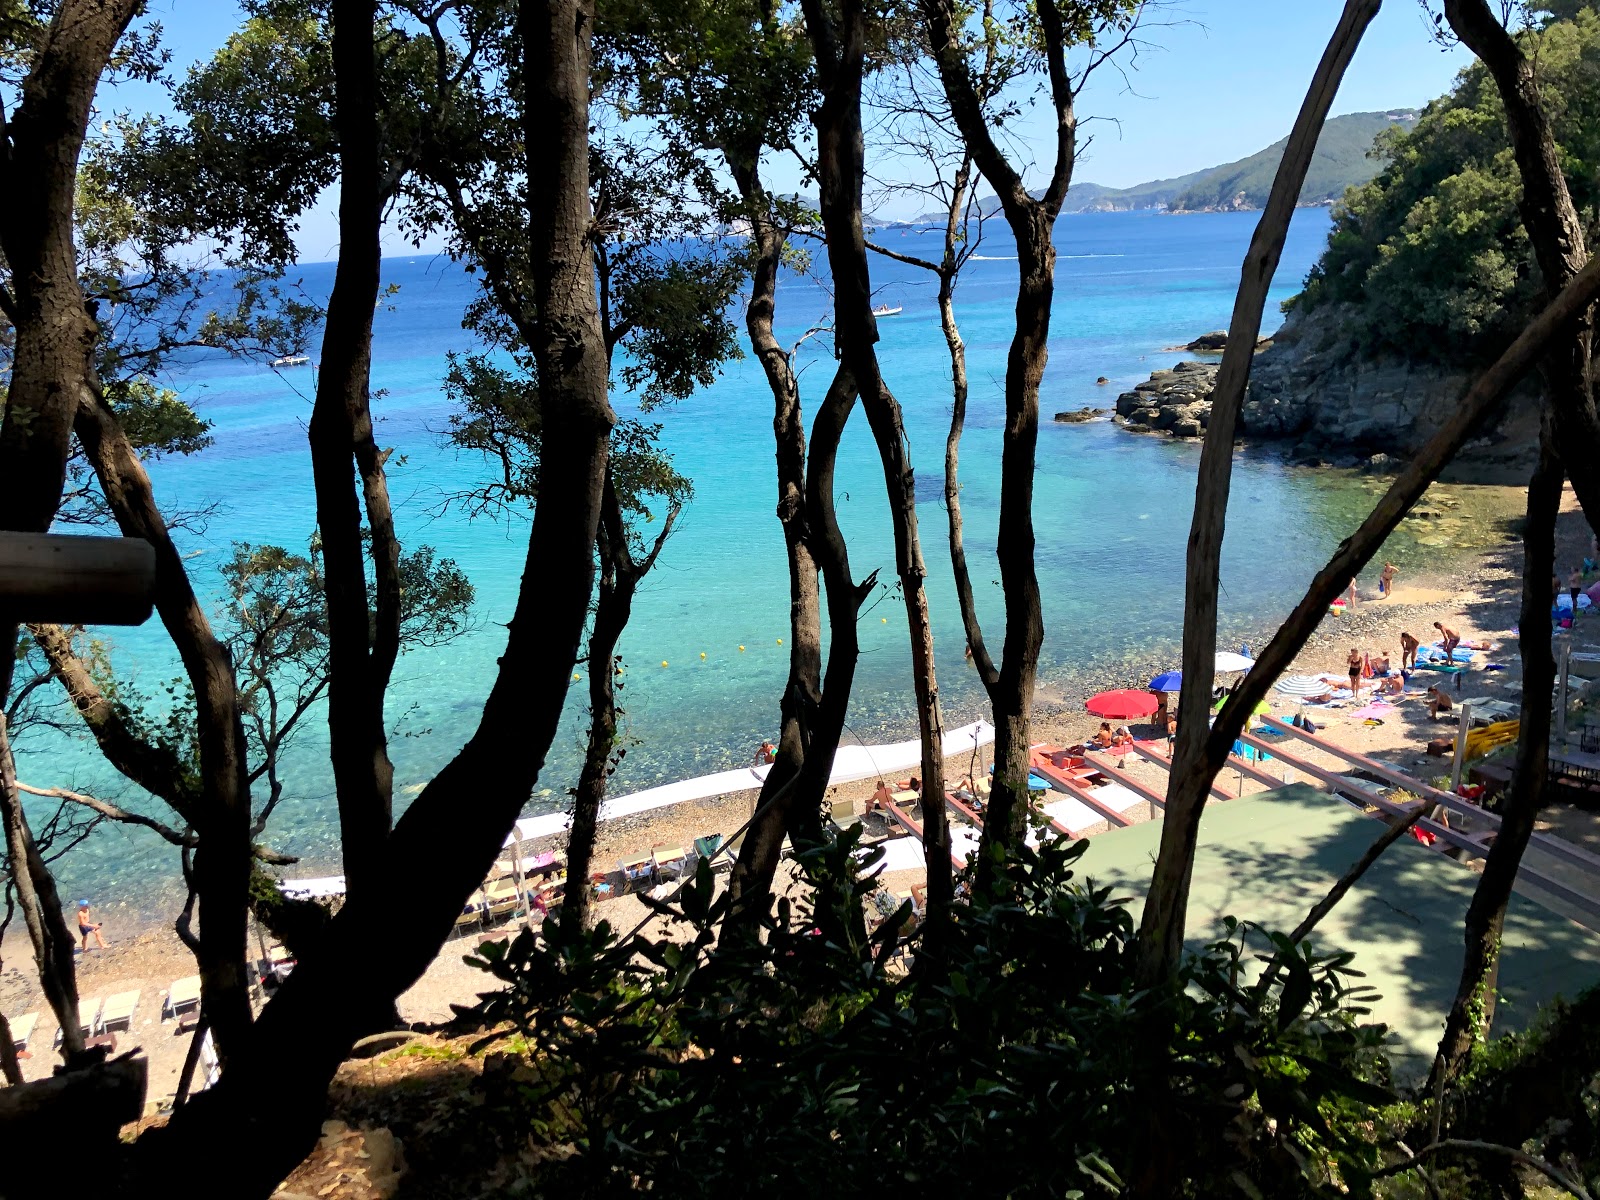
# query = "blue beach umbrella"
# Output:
<box><xmin>1148</xmin><ymin>670</ymin><xmax>1183</xmax><ymax>693</ymax></box>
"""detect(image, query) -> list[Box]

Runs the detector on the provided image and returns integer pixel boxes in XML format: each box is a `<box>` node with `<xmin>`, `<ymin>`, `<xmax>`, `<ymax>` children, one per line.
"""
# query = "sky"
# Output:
<box><xmin>114</xmin><ymin>0</ymin><xmax>1474</xmax><ymax>262</ymax></box>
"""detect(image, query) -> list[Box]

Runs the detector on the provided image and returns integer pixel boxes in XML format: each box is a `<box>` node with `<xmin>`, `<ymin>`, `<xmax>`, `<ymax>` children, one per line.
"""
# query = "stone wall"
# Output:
<box><xmin>1109</xmin><ymin>303</ymin><xmax>1541</xmax><ymax>477</ymax></box>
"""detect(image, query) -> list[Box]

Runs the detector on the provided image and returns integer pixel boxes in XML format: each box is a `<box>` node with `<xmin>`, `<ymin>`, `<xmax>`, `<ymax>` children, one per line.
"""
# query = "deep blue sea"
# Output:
<box><xmin>17</xmin><ymin>208</ymin><xmax>1502</xmax><ymax>907</ymax></box>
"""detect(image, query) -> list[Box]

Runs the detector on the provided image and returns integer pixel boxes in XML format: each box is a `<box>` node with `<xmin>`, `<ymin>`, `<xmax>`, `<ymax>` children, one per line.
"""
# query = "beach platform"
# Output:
<box><xmin>1073</xmin><ymin>783</ymin><xmax>1600</xmax><ymax>1080</ymax></box>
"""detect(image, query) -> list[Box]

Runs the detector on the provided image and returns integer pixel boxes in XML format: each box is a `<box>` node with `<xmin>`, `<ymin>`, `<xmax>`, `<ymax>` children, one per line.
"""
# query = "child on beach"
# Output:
<box><xmin>77</xmin><ymin>900</ymin><xmax>107</xmax><ymax>951</ymax></box>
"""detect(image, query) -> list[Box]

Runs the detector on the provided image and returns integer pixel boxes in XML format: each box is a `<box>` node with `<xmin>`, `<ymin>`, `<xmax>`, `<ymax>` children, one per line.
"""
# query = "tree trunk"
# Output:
<box><xmin>1433</xmin><ymin>417</ymin><xmax>1561</xmax><ymax>1085</ymax></box>
<box><xmin>722</xmin><ymin>167</ymin><xmax>830</xmax><ymax>926</ymax></box>
<box><xmin>308</xmin><ymin>0</ymin><xmax>403</xmax><ymax>910</ymax></box>
<box><xmin>1444</xmin><ymin>0</ymin><xmax>1600</xmax><ymax>524</ymax></box>
<box><xmin>123</xmin><ymin>4</ymin><xmax>614</xmax><ymax>1190</ymax></box>
<box><xmin>1135</xmin><ymin>0</ymin><xmax>1382</xmax><ymax>987</ymax></box>
<box><xmin>939</xmin><ymin>256</ymin><xmax>997</xmax><ymax>688</ymax></box>
<box><xmin>0</xmin><ymin>0</ymin><xmax>140</xmax><ymax>535</ymax></box>
<box><xmin>73</xmin><ymin>391</ymin><xmax>255</xmax><ymax>1059</ymax></box>
<box><xmin>804</xmin><ymin>0</ymin><xmax>950</xmax><ymax>917</ymax></box>
<box><xmin>0</xmin><ymin>712</ymin><xmax>85</xmax><ymax>1064</ymax></box>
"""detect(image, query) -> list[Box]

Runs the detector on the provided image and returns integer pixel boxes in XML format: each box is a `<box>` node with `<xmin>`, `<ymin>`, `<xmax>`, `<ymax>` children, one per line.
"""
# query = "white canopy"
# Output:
<box><xmin>1215</xmin><ymin>651</ymin><xmax>1256</xmax><ymax>673</ymax></box>
<box><xmin>277</xmin><ymin>874</ymin><xmax>347</xmax><ymax>900</ymax></box>
<box><xmin>501</xmin><ymin>719</ymin><xmax>996</xmax><ymax>847</ymax></box>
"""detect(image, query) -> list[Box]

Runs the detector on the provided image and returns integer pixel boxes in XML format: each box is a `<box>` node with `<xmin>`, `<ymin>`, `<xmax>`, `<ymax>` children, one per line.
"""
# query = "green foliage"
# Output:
<box><xmin>464</xmin><ymin>834</ymin><xmax>1396</xmax><ymax>1198</ymax></box>
<box><xmin>1298</xmin><ymin>8</ymin><xmax>1600</xmax><ymax>362</ymax></box>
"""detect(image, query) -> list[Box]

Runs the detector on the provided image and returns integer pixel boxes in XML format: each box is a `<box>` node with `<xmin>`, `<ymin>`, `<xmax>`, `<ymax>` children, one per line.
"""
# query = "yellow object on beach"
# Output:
<box><xmin>1464</xmin><ymin>719</ymin><xmax>1519</xmax><ymax>761</ymax></box>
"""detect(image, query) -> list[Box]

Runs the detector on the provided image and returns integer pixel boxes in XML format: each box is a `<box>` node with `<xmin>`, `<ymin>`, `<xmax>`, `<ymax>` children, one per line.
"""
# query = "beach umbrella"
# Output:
<box><xmin>1215</xmin><ymin>650</ymin><xmax>1256</xmax><ymax>673</ymax></box>
<box><xmin>1148</xmin><ymin>670</ymin><xmax>1183</xmax><ymax>692</ymax></box>
<box><xmin>1274</xmin><ymin>674</ymin><xmax>1331</xmax><ymax>697</ymax></box>
<box><xmin>1086</xmin><ymin>689</ymin><xmax>1159</xmax><ymax>720</ymax></box>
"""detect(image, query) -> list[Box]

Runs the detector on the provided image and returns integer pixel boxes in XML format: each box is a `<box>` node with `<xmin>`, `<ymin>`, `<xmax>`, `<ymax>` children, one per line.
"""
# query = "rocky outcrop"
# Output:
<box><xmin>1111</xmin><ymin>304</ymin><xmax>1541</xmax><ymax>475</ymax></box>
<box><xmin>1054</xmin><ymin>407</ymin><xmax>1107</xmax><ymax>423</ymax></box>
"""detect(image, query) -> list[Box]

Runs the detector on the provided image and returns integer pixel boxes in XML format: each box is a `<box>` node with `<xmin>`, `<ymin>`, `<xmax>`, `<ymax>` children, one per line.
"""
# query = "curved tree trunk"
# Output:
<box><xmin>73</xmin><ymin>390</ymin><xmax>256</xmax><ymax>1058</ymax></box>
<box><xmin>123</xmin><ymin>5</ymin><xmax>615</xmax><ymax>1190</ymax></box>
<box><xmin>1134</xmin><ymin>0</ymin><xmax>1381</xmax><ymax>987</ymax></box>
<box><xmin>1433</xmin><ymin>417</ymin><xmax>1561</xmax><ymax>1085</ymax></box>
<box><xmin>308</xmin><ymin>0</ymin><xmax>403</xmax><ymax>911</ymax></box>
<box><xmin>804</xmin><ymin>0</ymin><xmax>950</xmax><ymax>919</ymax></box>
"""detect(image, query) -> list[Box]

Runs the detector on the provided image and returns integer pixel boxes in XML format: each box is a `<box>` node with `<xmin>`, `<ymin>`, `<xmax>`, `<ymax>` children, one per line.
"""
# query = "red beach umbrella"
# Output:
<box><xmin>1085</xmin><ymin>689</ymin><xmax>1160</xmax><ymax>720</ymax></box>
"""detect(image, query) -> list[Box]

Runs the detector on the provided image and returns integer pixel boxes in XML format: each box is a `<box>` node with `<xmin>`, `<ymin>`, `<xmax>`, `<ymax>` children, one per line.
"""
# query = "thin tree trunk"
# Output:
<box><xmin>308</xmin><ymin>0</ymin><xmax>403</xmax><ymax>908</ymax></box>
<box><xmin>804</xmin><ymin>0</ymin><xmax>950</xmax><ymax>918</ymax></box>
<box><xmin>919</xmin><ymin>0</ymin><xmax>1088</xmax><ymax>883</ymax></box>
<box><xmin>1433</xmin><ymin>417</ymin><xmax>1561</xmax><ymax>1085</ymax></box>
<box><xmin>939</xmin><ymin>260</ymin><xmax>997</xmax><ymax>688</ymax></box>
<box><xmin>1444</xmin><ymin>0</ymin><xmax>1600</xmax><ymax>524</ymax></box>
<box><xmin>565</xmin><ymin>484</ymin><xmax>675</xmax><ymax>928</ymax></box>
<box><xmin>723</xmin><ymin>168</ymin><xmax>830</xmax><ymax>926</ymax></box>
<box><xmin>0</xmin><ymin>712</ymin><xmax>84</xmax><ymax>1064</ymax></box>
<box><xmin>73</xmin><ymin>390</ymin><xmax>255</xmax><ymax>1059</ymax></box>
<box><xmin>125</xmin><ymin>4</ymin><xmax>615</xmax><ymax>1190</ymax></box>
<box><xmin>1135</xmin><ymin>0</ymin><xmax>1382</xmax><ymax>987</ymax></box>
<box><xmin>0</xmin><ymin>1012</ymin><xmax>21</xmax><ymax>1086</ymax></box>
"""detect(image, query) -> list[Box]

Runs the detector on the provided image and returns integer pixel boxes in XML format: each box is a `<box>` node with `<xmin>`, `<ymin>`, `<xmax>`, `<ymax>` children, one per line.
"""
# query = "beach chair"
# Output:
<box><xmin>453</xmin><ymin>890</ymin><xmax>487</xmax><ymax>938</ymax></box>
<box><xmin>829</xmin><ymin>797</ymin><xmax>857</xmax><ymax>826</ymax></box>
<box><xmin>8</xmin><ymin>1011</ymin><xmax>36</xmax><ymax>1058</ymax></box>
<box><xmin>56</xmin><ymin>997</ymin><xmax>101</xmax><ymax>1047</ymax></box>
<box><xmin>98</xmin><ymin>990</ymin><xmax>139</xmax><ymax>1034</ymax></box>
<box><xmin>483</xmin><ymin>877</ymin><xmax>521</xmax><ymax>921</ymax></box>
<box><xmin>165</xmin><ymin>975</ymin><xmax>201</xmax><ymax>1021</ymax></box>
<box><xmin>619</xmin><ymin>854</ymin><xmax>654</xmax><ymax>885</ymax></box>
<box><xmin>652</xmin><ymin>845</ymin><xmax>687</xmax><ymax>880</ymax></box>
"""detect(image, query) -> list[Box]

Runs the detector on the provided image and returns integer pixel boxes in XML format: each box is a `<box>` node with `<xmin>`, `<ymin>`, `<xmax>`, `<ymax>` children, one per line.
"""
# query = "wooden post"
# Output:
<box><xmin>1558</xmin><ymin>641</ymin><xmax>1572</xmax><ymax>743</ymax></box>
<box><xmin>0</xmin><ymin>533</ymin><xmax>156</xmax><ymax>625</ymax></box>
<box><xmin>1450</xmin><ymin>703</ymin><xmax>1473</xmax><ymax>793</ymax></box>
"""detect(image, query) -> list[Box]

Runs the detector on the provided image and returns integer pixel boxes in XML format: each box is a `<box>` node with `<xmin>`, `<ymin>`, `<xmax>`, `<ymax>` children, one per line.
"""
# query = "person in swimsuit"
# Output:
<box><xmin>77</xmin><ymin>900</ymin><xmax>107</xmax><ymax>951</ymax></box>
<box><xmin>1400</xmin><ymin>631</ymin><xmax>1420</xmax><ymax>671</ymax></box>
<box><xmin>1570</xmin><ymin>567</ymin><xmax>1584</xmax><ymax>615</ymax></box>
<box><xmin>1427</xmin><ymin>686</ymin><xmax>1454</xmax><ymax>721</ymax></box>
<box><xmin>1347</xmin><ymin>648</ymin><xmax>1363</xmax><ymax>699</ymax></box>
<box><xmin>1378</xmin><ymin>562</ymin><xmax>1398</xmax><ymax>598</ymax></box>
<box><xmin>1434</xmin><ymin>622</ymin><xmax>1461</xmax><ymax>658</ymax></box>
<box><xmin>1093</xmin><ymin>722</ymin><xmax>1114</xmax><ymax>748</ymax></box>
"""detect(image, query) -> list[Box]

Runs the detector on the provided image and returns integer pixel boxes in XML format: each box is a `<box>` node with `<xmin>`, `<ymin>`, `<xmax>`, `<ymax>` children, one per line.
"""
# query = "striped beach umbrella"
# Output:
<box><xmin>1274</xmin><ymin>675</ymin><xmax>1332</xmax><ymax>697</ymax></box>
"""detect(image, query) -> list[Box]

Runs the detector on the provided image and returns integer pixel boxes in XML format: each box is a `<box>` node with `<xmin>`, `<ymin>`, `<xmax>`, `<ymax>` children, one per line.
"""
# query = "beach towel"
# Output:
<box><xmin>1348</xmin><ymin>700</ymin><xmax>1396</xmax><ymax>721</ymax></box>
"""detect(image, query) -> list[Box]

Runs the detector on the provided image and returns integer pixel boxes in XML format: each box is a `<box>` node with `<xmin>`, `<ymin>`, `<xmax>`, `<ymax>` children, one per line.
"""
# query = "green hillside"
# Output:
<box><xmin>1048</xmin><ymin>110</ymin><xmax>1414</xmax><ymax>214</ymax></box>
<box><xmin>1167</xmin><ymin>110</ymin><xmax>1416</xmax><ymax>211</ymax></box>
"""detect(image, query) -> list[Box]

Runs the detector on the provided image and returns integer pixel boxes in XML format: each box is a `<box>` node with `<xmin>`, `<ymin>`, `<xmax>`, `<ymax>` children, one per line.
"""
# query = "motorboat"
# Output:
<box><xmin>271</xmin><ymin>354</ymin><xmax>312</xmax><ymax>367</ymax></box>
<box><xmin>871</xmin><ymin>304</ymin><xmax>903</xmax><ymax>317</ymax></box>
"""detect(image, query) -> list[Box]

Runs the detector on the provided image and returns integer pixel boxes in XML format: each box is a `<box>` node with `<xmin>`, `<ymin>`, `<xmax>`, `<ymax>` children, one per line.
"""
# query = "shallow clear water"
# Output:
<box><xmin>17</xmin><ymin>208</ymin><xmax>1514</xmax><ymax>907</ymax></box>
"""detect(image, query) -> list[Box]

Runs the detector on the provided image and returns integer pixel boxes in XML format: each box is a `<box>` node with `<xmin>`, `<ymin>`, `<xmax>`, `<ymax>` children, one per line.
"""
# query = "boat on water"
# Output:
<box><xmin>872</xmin><ymin>304</ymin><xmax>903</xmax><ymax>317</ymax></box>
<box><xmin>271</xmin><ymin>354</ymin><xmax>312</xmax><ymax>367</ymax></box>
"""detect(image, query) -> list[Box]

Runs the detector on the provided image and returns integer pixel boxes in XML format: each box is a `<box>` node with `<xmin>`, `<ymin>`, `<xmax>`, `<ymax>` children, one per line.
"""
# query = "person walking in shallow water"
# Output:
<box><xmin>77</xmin><ymin>900</ymin><xmax>107</xmax><ymax>951</ymax></box>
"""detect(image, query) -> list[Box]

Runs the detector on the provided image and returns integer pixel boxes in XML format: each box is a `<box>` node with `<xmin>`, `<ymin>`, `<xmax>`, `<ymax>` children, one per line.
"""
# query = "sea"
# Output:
<box><xmin>13</xmin><ymin>208</ymin><xmax>1519</xmax><ymax>910</ymax></box>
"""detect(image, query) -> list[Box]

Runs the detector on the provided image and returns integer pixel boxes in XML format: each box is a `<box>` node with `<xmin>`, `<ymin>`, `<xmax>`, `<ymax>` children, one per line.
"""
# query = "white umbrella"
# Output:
<box><xmin>1274</xmin><ymin>675</ymin><xmax>1331</xmax><ymax>697</ymax></box>
<box><xmin>1215</xmin><ymin>651</ymin><xmax>1256</xmax><ymax>673</ymax></box>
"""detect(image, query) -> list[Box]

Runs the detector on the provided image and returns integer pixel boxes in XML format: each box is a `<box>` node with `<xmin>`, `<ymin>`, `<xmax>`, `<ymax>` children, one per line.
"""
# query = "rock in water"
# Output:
<box><xmin>1054</xmin><ymin>407</ymin><xmax>1106</xmax><ymax>424</ymax></box>
<box><xmin>1186</xmin><ymin>330</ymin><xmax>1230</xmax><ymax>352</ymax></box>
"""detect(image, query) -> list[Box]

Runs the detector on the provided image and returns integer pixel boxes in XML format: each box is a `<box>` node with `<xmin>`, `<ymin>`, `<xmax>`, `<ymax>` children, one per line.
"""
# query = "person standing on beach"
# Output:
<box><xmin>1570</xmin><ymin>566</ymin><xmax>1584</xmax><ymax>614</ymax></box>
<box><xmin>77</xmin><ymin>900</ymin><xmax>107</xmax><ymax>951</ymax></box>
<box><xmin>1347</xmin><ymin>648</ymin><xmax>1363</xmax><ymax>699</ymax></box>
<box><xmin>1434</xmin><ymin>621</ymin><xmax>1461</xmax><ymax>658</ymax></box>
<box><xmin>1401</xmin><ymin>631</ymin><xmax>1419</xmax><ymax>672</ymax></box>
<box><xmin>1378</xmin><ymin>562</ymin><xmax>1398</xmax><ymax>598</ymax></box>
<box><xmin>1346</xmin><ymin>578</ymin><xmax>1358</xmax><ymax>606</ymax></box>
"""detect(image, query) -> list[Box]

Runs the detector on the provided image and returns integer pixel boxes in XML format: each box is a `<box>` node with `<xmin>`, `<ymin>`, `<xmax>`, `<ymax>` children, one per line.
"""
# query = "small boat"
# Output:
<box><xmin>872</xmin><ymin>304</ymin><xmax>903</xmax><ymax>317</ymax></box>
<box><xmin>271</xmin><ymin>354</ymin><xmax>311</xmax><ymax>367</ymax></box>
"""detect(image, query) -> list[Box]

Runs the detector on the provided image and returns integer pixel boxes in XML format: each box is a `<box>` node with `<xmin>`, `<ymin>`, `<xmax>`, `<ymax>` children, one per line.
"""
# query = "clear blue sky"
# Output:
<box><xmin>118</xmin><ymin>0</ymin><xmax>1472</xmax><ymax>261</ymax></box>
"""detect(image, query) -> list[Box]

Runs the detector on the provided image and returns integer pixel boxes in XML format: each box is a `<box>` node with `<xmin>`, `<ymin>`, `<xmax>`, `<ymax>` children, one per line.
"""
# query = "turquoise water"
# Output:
<box><xmin>19</xmin><ymin>208</ymin><xmax>1472</xmax><ymax>904</ymax></box>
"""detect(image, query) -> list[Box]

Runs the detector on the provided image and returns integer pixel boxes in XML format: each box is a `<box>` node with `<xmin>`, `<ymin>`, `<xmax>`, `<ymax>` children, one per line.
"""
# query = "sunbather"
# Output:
<box><xmin>1427</xmin><ymin>686</ymin><xmax>1454</xmax><ymax>720</ymax></box>
<box><xmin>1092</xmin><ymin>722</ymin><xmax>1114</xmax><ymax>748</ymax></box>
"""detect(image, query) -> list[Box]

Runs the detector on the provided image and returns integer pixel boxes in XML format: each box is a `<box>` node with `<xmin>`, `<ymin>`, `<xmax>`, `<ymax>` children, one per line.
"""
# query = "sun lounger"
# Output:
<box><xmin>56</xmin><ymin>998</ymin><xmax>101</xmax><ymax>1047</ymax></box>
<box><xmin>652</xmin><ymin>845</ymin><xmax>688</xmax><ymax>879</ymax></box>
<box><xmin>452</xmin><ymin>890</ymin><xmax>487</xmax><ymax>937</ymax></box>
<box><xmin>165</xmin><ymin>975</ymin><xmax>201</xmax><ymax>1020</ymax></box>
<box><xmin>98</xmin><ymin>990</ymin><xmax>139</xmax><ymax>1034</ymax></box>
<box><xmin>483</xmin><ymin>877</ymin><xmax>522</xmax><ymax>919</ymax></box>
<box><xmin>619</xmin><ymin>854</ymin><xmax>654</xmax><ymax>884</ymax></box>
<box><xmin>8</xmin><ymin>1011</ymin><xmax>36</xmax><ymax>1056</ymax></box>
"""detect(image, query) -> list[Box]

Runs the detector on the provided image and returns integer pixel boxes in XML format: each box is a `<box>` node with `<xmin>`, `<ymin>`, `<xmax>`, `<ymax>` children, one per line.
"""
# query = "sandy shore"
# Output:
<box><xmin>7</xmin><ymin>477</ymin><xmax>1599</xmax><ymax>1100</ymax></box>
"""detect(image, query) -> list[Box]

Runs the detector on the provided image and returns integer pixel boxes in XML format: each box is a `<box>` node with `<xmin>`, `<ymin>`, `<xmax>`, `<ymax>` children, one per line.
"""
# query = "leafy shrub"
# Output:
<box><xmin>464</xmin><ymin>828</ymin><xmax>1397</xmax><ymax>1198</ymax></box>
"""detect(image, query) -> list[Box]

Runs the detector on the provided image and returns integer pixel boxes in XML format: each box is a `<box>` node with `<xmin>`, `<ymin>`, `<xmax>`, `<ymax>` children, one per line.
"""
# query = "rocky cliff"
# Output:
<box><xmin>1108</xmin><ymin>304</ymin><xmax>1540</xmax><ymax>479</ymax></box>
